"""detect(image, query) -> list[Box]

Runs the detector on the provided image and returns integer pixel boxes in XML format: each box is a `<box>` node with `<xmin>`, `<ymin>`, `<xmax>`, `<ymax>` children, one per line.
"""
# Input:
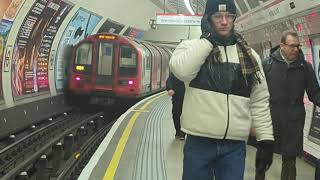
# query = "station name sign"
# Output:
<box><xmin>156</xmin><ymin>13</ymin><xmax>203</xmax><ymax>26</ymax></box>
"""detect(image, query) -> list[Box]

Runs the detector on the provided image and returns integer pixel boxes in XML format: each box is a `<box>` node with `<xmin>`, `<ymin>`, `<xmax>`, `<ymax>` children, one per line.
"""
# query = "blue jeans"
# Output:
<box><xmin>183</xmin><ymin>135</ymin><xmax>246</xmax><ymax>180</ymax></box>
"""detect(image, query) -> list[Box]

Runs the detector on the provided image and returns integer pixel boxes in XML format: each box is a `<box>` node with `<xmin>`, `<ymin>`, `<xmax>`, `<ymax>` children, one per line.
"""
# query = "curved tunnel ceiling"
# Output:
<box><xmin>149</xmin><ymin>0</ymin><xmax>273</xmax><ymax>16</ymax></box>
<box><xmin>150</xmin><ymin>0</ymin><xmax>207</xmax><ymax>14</ymax></box>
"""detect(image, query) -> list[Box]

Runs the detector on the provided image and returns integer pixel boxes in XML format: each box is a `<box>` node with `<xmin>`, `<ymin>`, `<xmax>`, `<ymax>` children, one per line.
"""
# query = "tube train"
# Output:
<box><xmin>68</xmin><ymin>33</ymin><xmax>173</xmax><ymax>104</ymax></box>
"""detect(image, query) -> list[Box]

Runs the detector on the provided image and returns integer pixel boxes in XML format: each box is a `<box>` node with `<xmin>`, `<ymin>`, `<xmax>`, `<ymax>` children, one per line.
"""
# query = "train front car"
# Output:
<box><xmin>68</xmin><ymin>33</ymin><xmax>141</xmax><ymax>104</ymax></box>
<box><xmin>68</xmin><ymin>33</ymin><xmax>173</xmax><ymax>105</ymax></box>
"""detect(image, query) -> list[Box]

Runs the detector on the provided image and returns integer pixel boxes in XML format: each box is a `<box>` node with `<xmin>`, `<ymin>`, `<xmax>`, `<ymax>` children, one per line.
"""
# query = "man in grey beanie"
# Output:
<box><xmin>169</xmin><ymin>0</ymin><xmax>274</xmax><ymax>179</ymax></box>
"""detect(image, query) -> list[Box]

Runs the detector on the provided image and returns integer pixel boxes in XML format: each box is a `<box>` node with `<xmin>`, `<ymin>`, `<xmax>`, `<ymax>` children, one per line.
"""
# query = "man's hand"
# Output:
<box><xmin>255</xmin><ymin>140</ymin><xmax>274</xmax><ymax>173</ymax></box>
<box><xmin>168</xmin><ymin>90</ymin><xmax>175</xmax><ymax>96</ymax></box>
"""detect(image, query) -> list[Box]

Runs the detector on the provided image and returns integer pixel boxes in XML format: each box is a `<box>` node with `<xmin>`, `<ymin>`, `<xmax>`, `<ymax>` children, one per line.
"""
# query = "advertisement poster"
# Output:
<box><xmin>0</xmin><ymin>0</ymin><xmax>26</xmax><ymax>102</ymax></box>
<box><xmin>11</xmin><ymin>0</ymin><xmax>73</xmax><ymax>97</ymax></box>
<box><xmin>310</xmin><ymin>106</ymin><xmax>320</xmax><ymax>144</ymax></box>
<box><xmin>55</xmin><ymin>8</ymin><xmax>102</xmax><ymax>91</ymax></box>
<box><xmin>98</xmin><ymin>19</ymin><xmax>125</xmax><ymax>34</ymax></box>
<box><xmin>123</xmin><ymin>27</ymin><xmax>145</xmax><ymax>39</ymax></box>
<box><xmin>309</xmin><ymin>37</ymin><xmax>320</xmax><ymax>144</ymax></box>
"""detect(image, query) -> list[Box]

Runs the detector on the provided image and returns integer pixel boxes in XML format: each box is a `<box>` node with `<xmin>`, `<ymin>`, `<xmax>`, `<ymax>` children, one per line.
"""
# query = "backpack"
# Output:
<box><xmin>262</xmin><ymin>55</ymin><xmax>310</xmax><ymax>88</ymax></box>
<box><xmin>262</xmin><ymin>57</ymin><xmax>273</xmax><ymax>75</ymax></box>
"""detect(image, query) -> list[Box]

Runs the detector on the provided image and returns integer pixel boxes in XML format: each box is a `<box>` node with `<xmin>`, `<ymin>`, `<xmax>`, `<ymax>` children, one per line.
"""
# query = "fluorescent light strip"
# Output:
<box><xmin>184</xmin><ymin>0</ymin><xmax>195</xmax><ymax>15</ymax></box>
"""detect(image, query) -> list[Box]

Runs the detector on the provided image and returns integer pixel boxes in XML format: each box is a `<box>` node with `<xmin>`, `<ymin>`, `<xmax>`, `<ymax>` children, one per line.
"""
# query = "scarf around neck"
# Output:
<box><xmin>206</xmin><ymin>32</ymin><xmax>262</xmax><ymax>85</ymax></box>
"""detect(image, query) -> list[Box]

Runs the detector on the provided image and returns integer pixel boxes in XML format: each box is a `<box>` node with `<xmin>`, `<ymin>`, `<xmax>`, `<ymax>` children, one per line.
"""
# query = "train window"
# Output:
<box><xmin>236</xmin><ymin>0</ymin><xmax>249</xmax><ymax>14</ymax></box>
<box><xmin>246</xmin><ymin>0</ymin><xmax>261</xmax><ymax>9</ymax></box>
<box><xmin>98</xmin><ymin>42</ymin><xmax>113</xmax><ymax>76</ymax></box>
<box><xmin>76</xmin><ymin>42</ymin><xmax>92</xmax><ymax>65</ymax></box>
<box><xmin>119</xmin><ymin>45</ymin><xmax>137</xmax><ymax>76</ymax></box>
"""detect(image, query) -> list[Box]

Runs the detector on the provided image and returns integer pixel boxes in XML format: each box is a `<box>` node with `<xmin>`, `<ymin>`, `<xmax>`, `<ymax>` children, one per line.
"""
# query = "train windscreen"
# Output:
<box><xmin>119</xmin><ymin>45</ymin><xmax>137</xmax><ymax>76</ymax></box>
<box><xmin>74</xmin><ymin>42</ymin><xmax>93</xmax><ymax>74</ymax></box>
<box><xmin>76</xmin><ymin>43</ymin><xmax>92</xmax><ymax>65</ymax></box>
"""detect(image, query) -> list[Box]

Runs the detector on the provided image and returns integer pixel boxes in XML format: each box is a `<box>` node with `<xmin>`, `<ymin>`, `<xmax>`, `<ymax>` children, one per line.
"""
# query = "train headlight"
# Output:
<box><xmin>76</xmin><ymin>65</ymin><xmax>85</xmax><ymax>71</ymax></box>
<box><xmin>75</xmin><ymin>76</ymin><xmax>81</xmax><ymax>81</ymax></box>
<box><xmin>128</xmin><ymin>80</ymin><xmax>134</xmax><ymax>85</ymax></box>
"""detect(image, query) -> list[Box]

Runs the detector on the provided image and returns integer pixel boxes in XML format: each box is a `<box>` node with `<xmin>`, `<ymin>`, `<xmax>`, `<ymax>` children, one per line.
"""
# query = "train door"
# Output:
<box><xmin>152</xmin><ymin>45</ymin><xmax>162</xmax><ymax>88</ymax></box>
<box><xmin>155</xmin><ymin>46</ymin><xmax>167</xmax><ymax>88</ymax></box>
<box><xmin>142</xmin><ymin>43</ymin><xmax>158</xmax><ymax>91</ymax></box>
<box><xmin>161</xmin><ymin>48</ymin><xmax>170</xmax><ymax>88</ymax></box>
<box><xmin>96</xmin><ymin>42</ymin><xmax>114</xmax><ymax>86</ymax></box>
<box><xmin>140</xmin><ymin>45</ymin><xmax>152</xmax><ymax>93</ymax></box>
<box><xmin>150</xmin><ymin>46</ymin><xmax>159</xmax><ymax>90</ymax></box>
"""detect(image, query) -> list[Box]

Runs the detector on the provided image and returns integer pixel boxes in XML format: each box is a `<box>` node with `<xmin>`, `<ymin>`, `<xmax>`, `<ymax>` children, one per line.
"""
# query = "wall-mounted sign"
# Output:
<box><xmin>11</xmin><ymin>0</ymin><xmax>73</xmax><ymax>97</ymax></box>
<box><xmin>98</xmin><ymin>19</ymin><xmax>125</xmax><ymax>34</ymax></box>
<box><xmin>156</xmin><ymin>13</ymin><xmax>202</xmax><ymax>26</ymax></box>
<box><xmin>0</xmin><ymin>0</ymin><xmax>26</xmax><ymax>102</ymax></box>
<box><xmin>123</xmin><ymin>27</ymin><xmax>145</xmax><ymax>39</ymax></box>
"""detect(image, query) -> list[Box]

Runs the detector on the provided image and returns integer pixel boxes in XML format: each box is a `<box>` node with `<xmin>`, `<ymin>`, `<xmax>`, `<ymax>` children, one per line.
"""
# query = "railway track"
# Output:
<box><xmin>0</xmin><ymin>109</ymin><xmax>104</xmax><ymax>180</ymax></box>
<box><xmin>56</xmin><ymin>118</ymin><xmax>116</xmax><ymax>180</ymax></box>
<box><xmin>0</xmin><ymin>101</ymin><xmax>134</xmax><ymax>180</ymax></box>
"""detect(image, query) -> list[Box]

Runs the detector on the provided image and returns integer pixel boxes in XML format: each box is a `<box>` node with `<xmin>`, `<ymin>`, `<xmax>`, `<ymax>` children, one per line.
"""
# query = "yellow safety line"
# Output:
<box><xmin>131</xmin><ymin>109</ymin><xmax>149</xmax><ymax>113</ymax></box>
<box><xmin>140</xmin><ymin>92</ymin><xmax>165</xmax><ymax>110</ymax></box>
<box><xmin>102</xmin><ymin>93</ymin><xmax>165</xmax><ymax>180</ymax></box>
<box><xmin>103</xmin><ymin>112</ymin><xmax>141</xmax><ymax>179</ymax></box>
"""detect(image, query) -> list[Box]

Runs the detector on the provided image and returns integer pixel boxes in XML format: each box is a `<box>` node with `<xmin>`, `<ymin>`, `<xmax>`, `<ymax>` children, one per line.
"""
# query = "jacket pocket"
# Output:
<box><xmin>228</xmin><ymin>95</ymin><xmax>251</xmax><ymax>138</ymax></box>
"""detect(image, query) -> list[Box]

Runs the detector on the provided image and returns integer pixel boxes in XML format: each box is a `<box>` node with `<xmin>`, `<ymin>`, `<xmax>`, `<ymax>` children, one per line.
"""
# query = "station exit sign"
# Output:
<box><xmin>156</xmin><ymin>13</ymin><xmax>203</xmax><ymax>26</ymax></box>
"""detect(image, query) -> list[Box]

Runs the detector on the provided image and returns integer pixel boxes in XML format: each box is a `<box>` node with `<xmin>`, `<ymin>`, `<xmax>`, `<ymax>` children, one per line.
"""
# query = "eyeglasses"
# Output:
<box><xmin>284</xmin><ymin>43</ymin><xmax>302</xmax><ymax>49</ymax></box>
<box><xmin>211</xmin><ymin>13</ymin><xmax>236</xmax><ymax>22</ymax></box>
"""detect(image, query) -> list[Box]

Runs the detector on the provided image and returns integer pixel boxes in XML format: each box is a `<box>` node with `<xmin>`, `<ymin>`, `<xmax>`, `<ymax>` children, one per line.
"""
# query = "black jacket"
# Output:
<box><xmin>166</xmin><ymin>73</ymin><xmax>185</xmax><ymax>99</ymax></box>
<box><xmin>263</xmin><ymin>46</ymin><xmax>320</xmax><ymax>156</ymax></box>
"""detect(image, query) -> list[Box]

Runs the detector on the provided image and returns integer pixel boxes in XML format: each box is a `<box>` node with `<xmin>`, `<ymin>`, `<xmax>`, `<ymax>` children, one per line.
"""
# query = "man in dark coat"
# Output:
<box><xmin>256</xmin><ymin>30</ymin><xmax>320</xmax><ymax>180</ymax></box>
<box><xmin>166</xmin><ymin>72</ymin><xmax>185</xmax><ymax>140</ymax></box>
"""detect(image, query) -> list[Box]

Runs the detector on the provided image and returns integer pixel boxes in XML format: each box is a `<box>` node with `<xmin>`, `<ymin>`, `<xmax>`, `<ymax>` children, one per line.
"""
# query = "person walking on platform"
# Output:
<box><xmin>255</xmin><ymin>30</ymin><xmax>320</xmax><ymax>180</ymax></box>
<box><xmin>166</xmin><ymin>72</ymin><xmax>186</xmax><ymax>140</ymax></box>
<box><xmin>169</xmin><ymin>0</ymin><xmax>274</xmax><ymax>179</ymax></box>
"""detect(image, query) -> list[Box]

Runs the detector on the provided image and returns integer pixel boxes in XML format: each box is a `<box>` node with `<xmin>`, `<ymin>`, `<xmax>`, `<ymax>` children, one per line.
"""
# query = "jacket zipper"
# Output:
<box><xmin>223</xmin><ymin>46</ymin><xmax>230</xmax><ymax>139</ymax></box>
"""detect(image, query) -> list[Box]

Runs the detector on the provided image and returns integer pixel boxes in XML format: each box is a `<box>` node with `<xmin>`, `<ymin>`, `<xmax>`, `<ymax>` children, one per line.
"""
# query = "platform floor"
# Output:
<box><xmin>79</xmin><ymin>94</ymin><xmax>315</xmax><ymax>180</ymax></box>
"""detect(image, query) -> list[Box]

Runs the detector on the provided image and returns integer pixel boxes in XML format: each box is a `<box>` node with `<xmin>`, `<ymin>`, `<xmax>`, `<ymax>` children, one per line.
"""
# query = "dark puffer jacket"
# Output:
<box><xmin>263</xmin><ymin>46</ymin><xmax>320</xmax><ymax>156</ymax></box>
<box><xmin>166</xmin><ymin>73</ymin><xmax>185</xmax><ymax>99</ymax></box>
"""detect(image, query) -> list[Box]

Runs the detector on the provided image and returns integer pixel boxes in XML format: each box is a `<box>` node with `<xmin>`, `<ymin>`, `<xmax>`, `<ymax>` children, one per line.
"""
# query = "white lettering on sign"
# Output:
<box><xmin>32</xmin><ymin>3</ymin><xmax>46</xmax><ymax>15</ymax></box>
<box><xmin>19</xmin><ymin>16</ymin><xmax>37</xmax><ymax>39</ymax></box>
<box><xmin>48</xmin><ymin>2</ymin><xmax>60</xmax><ymax>11</ymax></box>
<box><xmin>156</xmin><ymin>14</ymin><xmax>202</xmax><ymax>26</ymax></box>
